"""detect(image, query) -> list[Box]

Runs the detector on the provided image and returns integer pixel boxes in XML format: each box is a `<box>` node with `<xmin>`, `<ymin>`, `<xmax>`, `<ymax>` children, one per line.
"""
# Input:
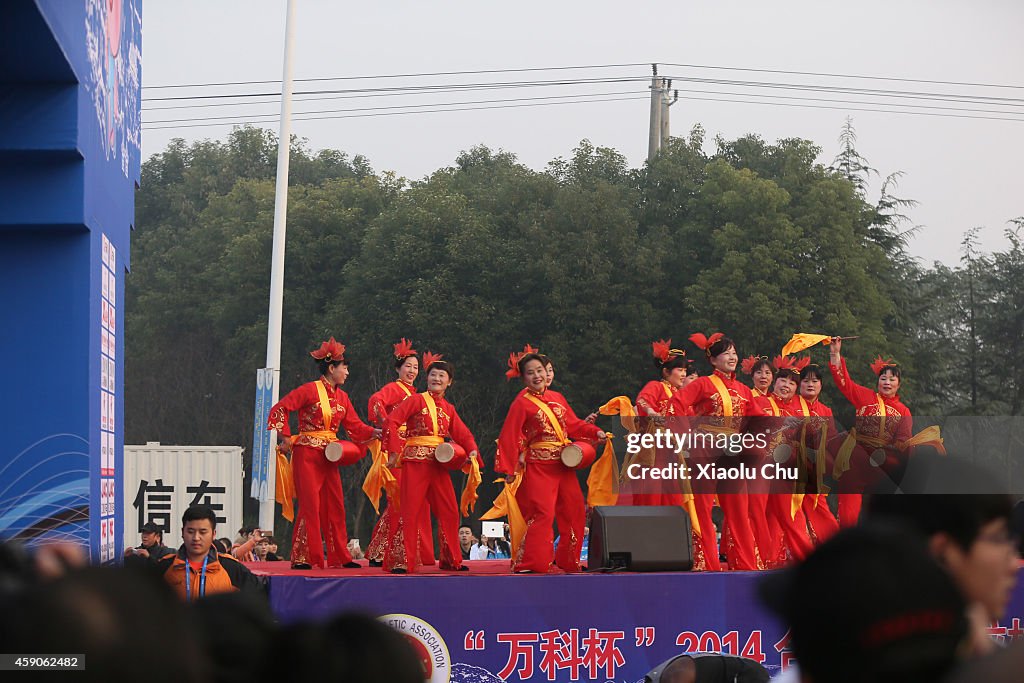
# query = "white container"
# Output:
<box><xmin>122</xmin><ymin>442</ymin><xmax>245</xmax><ymax>551</ymax></box>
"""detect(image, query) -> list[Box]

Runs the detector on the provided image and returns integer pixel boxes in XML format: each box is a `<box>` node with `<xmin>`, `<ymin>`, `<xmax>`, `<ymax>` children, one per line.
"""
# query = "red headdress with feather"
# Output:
<box><xmin>741</xmin><ymin>355</ymin><xmax>769</xmax><ymax>376</ymax></box>
<box><xmin>393</xmin><ymin>338</ymin><xmax>417</xmax><ymax>361</ymax></box>
<box><xmin>870</xmin><ymin>356</ymin><xmax>899</xmax><ymax>376</ymax></box>
<box><xmin>505</xmin><ymin>344</ymin><xmax>540</xmax><ymax>380</ymax></box>
<box><xmin>652</xmin><ymin>338</ymin><xmax>688</xmax><ymax>364</ymax></box>
<box><xmin>689</xmin><ymin>332</ymin><xmax>725</xmax><ymax>357</ymax></box>
<box><xmin>310</xmin><ymin>337</ymin><xmax>346</xmax><ymax>363</ymax></box>
<box><xmin>422</xmin><ymin>351</ymin><xmax>444</xmax><ymax>370</ymax></box>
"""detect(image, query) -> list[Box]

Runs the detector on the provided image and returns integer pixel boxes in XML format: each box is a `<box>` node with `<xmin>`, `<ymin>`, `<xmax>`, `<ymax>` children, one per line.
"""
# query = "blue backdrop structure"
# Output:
<box><xmin>0</xmin><ymin>0</ymin><xmax>141</xmax><ymax>562</ymax></box>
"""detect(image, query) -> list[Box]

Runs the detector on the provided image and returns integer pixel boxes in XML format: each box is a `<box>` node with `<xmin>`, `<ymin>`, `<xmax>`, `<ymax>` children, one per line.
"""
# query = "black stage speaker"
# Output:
<box><xmin>590</xmin><ymin>505</ymin><xmax>692</xmax><ymax>571</ymax></box>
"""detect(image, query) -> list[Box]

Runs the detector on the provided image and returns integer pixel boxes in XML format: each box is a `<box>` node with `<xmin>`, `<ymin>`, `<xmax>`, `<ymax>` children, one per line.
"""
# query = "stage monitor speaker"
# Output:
<box><xmin>590</xmin><ymin>505</ymin><xmax>692</xmax><ymax>572</ymax></box>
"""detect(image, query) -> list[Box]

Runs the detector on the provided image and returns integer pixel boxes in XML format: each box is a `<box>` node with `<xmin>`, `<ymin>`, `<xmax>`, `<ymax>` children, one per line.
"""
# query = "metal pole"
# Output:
<box><xmin>259</xmin><ymin>0</ymin><xmax>297</xmax><ymax>533</ymax></box>
<box><xmin>648</xmin><ymin>66</ymin><xmax>662</xmax><ymax>163</ymax></box>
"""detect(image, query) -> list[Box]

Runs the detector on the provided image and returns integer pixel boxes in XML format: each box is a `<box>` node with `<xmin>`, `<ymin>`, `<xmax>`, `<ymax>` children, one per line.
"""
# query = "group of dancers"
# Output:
<box><xmin>267</xmin><ymin>332</ymin><xmax>939</xmax><ymax>573</ymax></box>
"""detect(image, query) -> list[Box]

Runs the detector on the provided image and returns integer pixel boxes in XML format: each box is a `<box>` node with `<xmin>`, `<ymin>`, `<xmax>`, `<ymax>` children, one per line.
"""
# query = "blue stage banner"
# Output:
<box><xmin>251</xmin><ymin>368</ymin><xmax>275</xmax><ymax>502</ymax></box>
<box><xmin>266</xmin><ymin>571</ymin><xmax>1024</xmax><ymax>682</ymax></box>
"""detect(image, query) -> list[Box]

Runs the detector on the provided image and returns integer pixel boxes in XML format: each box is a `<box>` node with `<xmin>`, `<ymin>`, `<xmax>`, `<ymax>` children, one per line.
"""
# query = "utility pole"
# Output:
<box><xmin>258</xmin><ymin>0</ymin><xmax>297</xmax><ymax>533</ymax></box>
<box><xmin>648</xmin><ymin>64</ymin><xmax>663</xmax><ymax>163</ymax></box>
<box><xmin>660</xmin><ymin>79</ymin><xmax>679</xmax><ymax>149</ymax></box>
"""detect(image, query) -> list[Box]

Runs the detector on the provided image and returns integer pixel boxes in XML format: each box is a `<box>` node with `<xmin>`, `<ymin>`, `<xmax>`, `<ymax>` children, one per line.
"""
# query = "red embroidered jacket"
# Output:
<box><xmin>669</xmin><ymin>370</ymin><xmax>755</xmax><ymax>432</ymax></box>
<box><xmin>496</xmin><ymin>389</ymin><xmax>601</xmax><ymax>475</ymax></box>
<box><xmin>386</xmin><ymin>391</ymin><xmax>479</xmax><ymax>461</ymax></box>
<box><xmin>829</xmin><ymin>358</ymin><xmax>912</xmax><ymax>446</ymax></box>
<box><xmin>267</xmin><ymin>377</ymin><xmax>375</xmax><ymax>449</ymax></box>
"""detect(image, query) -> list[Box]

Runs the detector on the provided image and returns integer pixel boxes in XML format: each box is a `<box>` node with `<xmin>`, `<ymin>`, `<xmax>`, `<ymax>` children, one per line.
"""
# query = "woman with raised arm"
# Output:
<box><xmin>670</xmin><ymin>333</ymin><xmax>757</xmax><ymax>571</ymax></box>
<box><xmin>497</xmin><ymin>352</ymin><xmax>605</xmax><ymax>573</ymax></box>
<box><xmin>268</xmin><ymin>337</ymin><xmax>380</xmax><ymax>570</ymax></box>
<box><xmin>383</xmin><ymin>353</ymin><xmax>480</xmax><ymax>574</ymax></box>
<box><xmin>828</xmin><ymin>337</ymin><xmax>912</xmax><ymax>527</ymax></box>
<box><xmin>365</xmin><ymin>339</ymin><xmax>436</xmax><ymax>569</ymax></box>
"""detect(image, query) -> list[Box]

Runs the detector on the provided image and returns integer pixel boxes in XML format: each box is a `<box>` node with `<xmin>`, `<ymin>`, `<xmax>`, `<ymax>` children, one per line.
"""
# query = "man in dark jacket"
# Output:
<box><xmin>124</xmin><ymin>522</ymin><xmax>175</xmax><ymax>567</ymax></box>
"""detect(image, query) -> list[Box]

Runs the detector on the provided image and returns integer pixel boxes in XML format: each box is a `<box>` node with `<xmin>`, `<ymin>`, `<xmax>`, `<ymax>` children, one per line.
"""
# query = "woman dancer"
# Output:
<box><xmin>829</xmin><ymin>338</ymin><xmax>912</xmax><ymax>527</ymax></box>
<box><xmin>670</xmin><ymin>333</ymin><xmax>757</xmax><ymax>571</ymax></box>
<box><xmin>383</xmin><ymin>353</ymin><xmax>480</xmax><ymax>573</ymax></box>
<box><xmin>268</xmin><ymin>337</ymin><xmax>379</xmax><ymax>569</ymax></box>
<box><xmin>365</xmin><ymin>339</ymin><xmax>435</xmax><ymax>569</ymax></box>
<box><xmin>497</xmin><ymin>352</ymin><xmax>605</xmax><ymax>573</ymax></box>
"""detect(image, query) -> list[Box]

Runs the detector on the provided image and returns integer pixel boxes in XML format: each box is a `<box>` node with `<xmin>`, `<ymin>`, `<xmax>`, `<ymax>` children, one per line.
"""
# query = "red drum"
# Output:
<box><xmin>434</xmin><ymin>442</ymin><xmax>469</xmax><ymax>470</ymax></box>
<box><xmin>560</xmin><ymin>441</ymin><xmax>597</xmax><ymax>470</ymax></box>
<box><xmin>325</xmin><ymin>440</ymin><xmax>363</xmax><ymax>465</ymax></box>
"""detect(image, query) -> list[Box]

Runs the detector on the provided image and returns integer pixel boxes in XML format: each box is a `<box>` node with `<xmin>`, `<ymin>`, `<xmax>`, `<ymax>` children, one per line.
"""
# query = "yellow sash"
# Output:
<box><xmin>395</xmin><ymin>381</ymin><xmax>413</xmax><ymax>397</ymax></box>
<box><xmin>405</xmin><ymin>435</ymin><xmax>444</xmax><ymax>447</ymax></box>
<box><xmin>707</xmin><ymin>375</ymin><xmax>734</xmax><ymax>416</ymax></box>
<box><xmin>314</xmin><ymin>380</ymin><xmax>334</xmax><ymax>431</ymax></box>
<box><xmin>662</xmin><ymin>382</ymin><xmax>673</xmax><ymax>400</ymax></box>
<box><xmin>524</xmin><ymin>393</ymin><xmax>569</xmax><ymax>445</ymax></box>
<box><xmin>875</xmin><ymin>393</ymin><xmax>887</xmax><ymax>440</ymax></box>
<box><xmin>766</xmin><ymin>396</ymin><xmax>781</xmax><ymax>417</ymax></box>
<box><xmin>797</xmin><ymin>397</ymin><xmax>811</xmax><ymax>417</ymax></box>
<box><xmin>422</xmin><ymin>392</ymin><xmax>441</xmax><ymax>435</ymax></box>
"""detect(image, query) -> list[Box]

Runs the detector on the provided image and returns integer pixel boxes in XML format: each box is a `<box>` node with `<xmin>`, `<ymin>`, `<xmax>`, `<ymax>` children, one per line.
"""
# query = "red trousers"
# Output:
<box><xmin>766</xmin><ymin>493</ymin><xmax>813</xmax><ymax>562</ymax></box>
<box><xmin>384</xmin><ymin>460</ymin><xmax>461</xmax><ymax>573</ymax></box>
<box><xmin>747</xmin><ymin>493</ymin><xmax>774</xmax><ymax>568</ymax></box>
<box><xmin>689</xmin><ymin>447</ymin><xmax>759</xmax><ymax>571</ymax></box>
<box><xmin>514</xmin><ymin>461</ymin><xmax>586</xmax><ymax>573</ymax></box>
<box><xmin>366</xmin><ymin>468</ymin><xmax>435</xmax><ymax>566</ymax></box>
<box><xmin>804</xmin><ymin>493</ymin><xmax>840</xmax><ymax>542</ymax></box>
<box><xmin>291</xmin><ymin>444</ymin><xmax>353</xmax><ymax>568</ymax></box>
<box><xmin>838</xmin><ymin>493</ymin><xmax>862</xmax><ymax>528</ymax></box>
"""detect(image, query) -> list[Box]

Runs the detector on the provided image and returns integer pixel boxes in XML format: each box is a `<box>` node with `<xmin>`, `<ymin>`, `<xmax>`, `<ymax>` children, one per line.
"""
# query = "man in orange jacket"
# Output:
<box><xmin>158</xmin><ymin>506</ymin><xmax>261</xmax><ymax>600</ymax></box>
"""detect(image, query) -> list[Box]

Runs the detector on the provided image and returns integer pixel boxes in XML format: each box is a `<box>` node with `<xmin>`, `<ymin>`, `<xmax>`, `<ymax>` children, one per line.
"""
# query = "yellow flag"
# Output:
<box><xmin>586</xmin><ymin>436</ymin><xmax>619</xmax><ymax>507</ymax></box>
<box><xmin>599</xmin><ymin>396</ymin><xmax>637</xmax><ymax>417</ymax></box>
<box><xmin>460</xmin><ymin>456</ymin><xmax>482</xmax><ymax>517</ymax></box>
<box><xmin>505</xmin><ymin>481</ymin><xmax>527</xmax><ymax>560</ymax></box>
<box><xmin>901</xmin><ymin>426</ymin><xmax>945</xmax><ymax>454</ymax></box>
<box><xmin>781</xmin><ymin>333</ymin><xmax>833</xmax><ymax>357</ymax></box>
<box><xmin>275</xmin><ymin>448</ymin><xmax>296</xmax><ymax>522</ymax></box>
<box><xmin>481</xmin><ymin>476</ymin><xmax>522</xmax><ymax>520</ymax></box>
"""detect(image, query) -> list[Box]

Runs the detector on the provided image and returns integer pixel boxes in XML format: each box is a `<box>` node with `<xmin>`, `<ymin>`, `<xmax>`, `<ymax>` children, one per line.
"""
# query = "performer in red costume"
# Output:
<box><xmin>742</xmin><ymin>355</ymin><xmax>775</xmax><ymax>398</ymax></box>
<box><xmin>829</xmin><ymin>338</ymin><xmax>912</xmax><ymax>527</ymax></box>
<box><xmin>753</xmin><ymin>356</ymin><xmax>815</xmax><ymax>565</ymax></box>
<box><xmin>622</xmin><ymin>339</ymin><xmax>694</xmax><ymax>506</ymax></box>
<box><xmin>795</xmin><ymin>362</ymin><xmax>840</xmax><ymax>544</ymax></box>
<box><xmin>268</xmin><ymin>337</ymin><xmax>380</xmax><ymax>570</ymax></box>
<box><xmin>497</xmin><ymin>352</ymin><xmax>605</xmax><ymax>573</ymax></box>
<box><xmin>669</xmin><ymin>333</ymin><xmax>757</xmax><ymax>571</ymax></box>
<box><xmin>365</xmin><ymin>339</ymin><xmax>435</xmax><ymax>569</ymax></box>
<box><xmin>383</xmin><ymin>353</ymin><xmax>480</xmax><ymax>574</ymax></box>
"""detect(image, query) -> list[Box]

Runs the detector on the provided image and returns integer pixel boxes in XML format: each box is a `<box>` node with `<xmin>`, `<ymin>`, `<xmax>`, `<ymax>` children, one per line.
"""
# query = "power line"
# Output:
<box><xmin>143</xmin><ymin>90</ymin><xmax>651</xmax><ymax>125</ymax></box>
<box><xmin>141</xmin><ymin>62</ymin><xmax>651</xmax><ymax>89</ymax></box>
<box><xmin>660</xmin><ymin>62</ymin><xmax>1024</xmax><ymax>91</ymax></box>
<box><xmin>141</xmin><ymin>76</ymin><xmax>651</xmax><ymax>102</ymax></box>
<box><xmin>142</xmin><ymin>95</ymin><xmax>650</xmax><ymax>131</ymax></box>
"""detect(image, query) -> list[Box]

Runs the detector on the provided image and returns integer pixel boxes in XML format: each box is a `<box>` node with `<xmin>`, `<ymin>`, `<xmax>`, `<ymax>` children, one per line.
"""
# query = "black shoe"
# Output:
<box><xmin>291</xmin><ymin>562</ymin><xmax>312</xmax><ymax>570</ymax></box>
<box><xmin>342</xmin><ymin>562</ymin><xmax>361</xmax><ymax>569</ymax></box>
<box><xmin>390</xmin><ymin>568</ymin><xmax>407</xmax><ymax>575</ymax></box>
<box><xmin>368</xmin><ymin>559</ymin><xmax>382</xmax><ymax>567</ymax></box>
<box><xmin>457</xmin><ymin>565</ymin><xmax>469</xmax><ymax>571</ymax></box>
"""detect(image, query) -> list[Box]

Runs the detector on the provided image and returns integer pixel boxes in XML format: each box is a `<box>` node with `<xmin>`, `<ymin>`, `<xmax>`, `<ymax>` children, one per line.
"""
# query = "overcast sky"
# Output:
<box><xmin>141</xmin><ymin>0</ymin><xmax>1023</xmax><ymax>266</ymax></box>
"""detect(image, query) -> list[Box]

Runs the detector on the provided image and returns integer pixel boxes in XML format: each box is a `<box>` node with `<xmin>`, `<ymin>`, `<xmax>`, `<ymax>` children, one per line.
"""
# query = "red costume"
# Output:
<box><xmin>267</xmin><ymin>376</ymin><xmax>375</xmax><ymax>568</ymax></box>
<box><xmin>670</xmin><ymin>369</ymin><xmax>757</xmax><ymax>571</ymax></box>
<box><xmin>624</xmin><ymin>380</ymin><xmax>688</xmax><ymax>506</ymax></box>
<box><xmin>383</xmin><ymin>390</ymin><xmax>479</xmax><ymax>573</ymax></box>
<box><xmin>829</xmin><ymin>357</ymin><xmax>912</xmax><ymax>527</ymax></box>
<box><xmin>365</xmin><ymin>380</ymin><xmax>436</xmax><ymax>568</ymax></box>
<box><xmin>497</xmin><ymin>389</ymin><xmax>602</xmax><ymax>573</ymax></box>
<box><xmin>796</xmin><ymin>395</ymin><xmax>840</xmax><ymax>544</ymax></box>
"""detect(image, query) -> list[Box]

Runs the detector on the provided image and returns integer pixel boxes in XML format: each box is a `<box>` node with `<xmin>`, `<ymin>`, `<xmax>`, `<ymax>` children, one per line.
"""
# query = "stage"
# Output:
<box><xmin>251</xmin><ymin>561</ymin><xmax>1024</xmax><ymax>682</ymax></box>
